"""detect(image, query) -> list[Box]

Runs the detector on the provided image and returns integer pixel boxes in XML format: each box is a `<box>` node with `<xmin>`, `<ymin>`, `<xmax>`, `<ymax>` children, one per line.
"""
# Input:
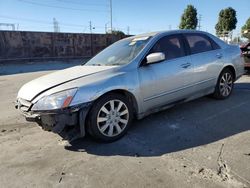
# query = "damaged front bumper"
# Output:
<box><xmin>15</xmin><ymin>99</ymin><xmax>92</xmax><ymax>139</ymax></box>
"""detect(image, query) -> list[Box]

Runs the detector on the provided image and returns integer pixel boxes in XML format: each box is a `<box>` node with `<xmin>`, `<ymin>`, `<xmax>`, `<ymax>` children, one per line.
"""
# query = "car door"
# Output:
<box><xmin>138</xmin><ymin>34</ymin><xmax>194</xmax><ymax>112</ymax></box>
<box><xmin>183</xmin><ymin>33</ymin><xmax>224</xmax><ymax>92</ymax></box>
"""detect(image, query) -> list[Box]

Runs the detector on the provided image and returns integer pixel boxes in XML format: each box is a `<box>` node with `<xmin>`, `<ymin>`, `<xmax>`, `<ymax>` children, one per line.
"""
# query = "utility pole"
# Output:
<box><xmin>89</xmin><ymin>21</ymin><xmax>93</xmax><ymax>34</ymax></box>
<box><xmin>127</xmin><ymin>26</ymin><xmax>130</xmax><ymax>35</ymax></box>
<box><xmin>53</xmin><ymin>18</ymin><xmax>60</xmax><ymax>32</ymax></box>
<box><xmin>168</xmin><ymin>25</ymin><xmax>172</xmax><ymax>30</ymax></box>
<box><xmin>110</xmin><ymin>0</ymin><xmax>113</xmax><ymax>33</ymax></box>
<box><xmin>237</xmin><ymin>33</ymin><xmax>241</xmax><ymax>44</ymax></box>
<box><xmin>197</xmin><ymin>14</ymin><xmax>202</xmax><ymax>30</ymax></box>
<box><xmin>89</xmin><ymin>21</ymin><xmax>93</xmax><ymax>56</ymax></box>
<box><xmin>105</xmin><ymin>22</ymin><xmax>110</xmax><ymax>33</ymax></box>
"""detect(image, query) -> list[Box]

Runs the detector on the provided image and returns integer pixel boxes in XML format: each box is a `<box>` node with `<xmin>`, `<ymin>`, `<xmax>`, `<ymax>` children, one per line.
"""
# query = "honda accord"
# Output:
<box><xmin>15</xmin><ymin>30</ymin><xmax>245</xmax><ymax>142</ymax></box>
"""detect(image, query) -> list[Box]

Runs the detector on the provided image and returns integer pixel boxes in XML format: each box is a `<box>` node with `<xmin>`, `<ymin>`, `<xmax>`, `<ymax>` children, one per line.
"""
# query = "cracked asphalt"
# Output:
<box><xmin>0</xmin><ymin>62</ymin><xmax>250</xmax><ymax>188</ymax></box>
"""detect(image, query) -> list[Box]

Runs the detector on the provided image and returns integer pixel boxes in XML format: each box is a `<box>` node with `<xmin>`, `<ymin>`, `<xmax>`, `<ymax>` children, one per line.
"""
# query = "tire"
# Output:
<box><xmin>212</xmin><ymin>68</ymin><xmax>234</xmax><ymax>99</ymax></box>
<box><xmin>87</xmin><ymin>93</ymin><xmax>133</xmax><ymax>142</ymax></box>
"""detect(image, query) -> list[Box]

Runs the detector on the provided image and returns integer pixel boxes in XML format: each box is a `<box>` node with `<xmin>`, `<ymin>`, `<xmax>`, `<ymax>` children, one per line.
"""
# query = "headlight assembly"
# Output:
<box><xmin>32</xmin><ymin>88</ymin><xmax>78</xmax><ymax>111</ymax></box>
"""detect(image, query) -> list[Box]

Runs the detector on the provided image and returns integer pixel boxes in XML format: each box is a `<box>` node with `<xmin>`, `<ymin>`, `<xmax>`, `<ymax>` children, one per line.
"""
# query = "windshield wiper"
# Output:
<box><xmin>89</xmin><ymin>63</ymin><xmax>103</xmax><ymax>66</ymax></box>
<box><xmin>108</xmin><ymin>63</ymin><xmax>121</xmax><ymax>66</ymax></box>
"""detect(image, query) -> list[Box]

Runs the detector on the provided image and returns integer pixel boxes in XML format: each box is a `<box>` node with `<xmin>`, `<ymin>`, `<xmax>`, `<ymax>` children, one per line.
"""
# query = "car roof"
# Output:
<box><xmin>129</xmin><ymin>29</ymin><xmax>211</xmax><ymax>39</ymax></box>
<box><xmin>123</xmin><ymin>30</ymin><xmax>228</xmax><ymax>49</ymax></box>
<box><xmin>160</xmin><ymin>29</ymin><xmax>210</xmax><ymax>36</ymax></box>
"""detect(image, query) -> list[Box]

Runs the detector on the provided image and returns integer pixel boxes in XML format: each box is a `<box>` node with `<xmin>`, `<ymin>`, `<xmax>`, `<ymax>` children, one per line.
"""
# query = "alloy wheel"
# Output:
<box><xmin>97</xmin><ymin>99</ymin><xmax>129</xmax><ymax>137</ymax></box>
<box><xmin>219</xmin><ymin>72</ymin><xmax>233</xmax><ymax>97</ymax></box>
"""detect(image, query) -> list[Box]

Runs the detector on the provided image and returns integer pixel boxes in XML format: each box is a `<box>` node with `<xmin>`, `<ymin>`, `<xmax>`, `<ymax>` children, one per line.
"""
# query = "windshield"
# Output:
<box><xmin>85</xmin><ymin>36</ymin><xmax>151</xmax><ymax>66</ymax></box>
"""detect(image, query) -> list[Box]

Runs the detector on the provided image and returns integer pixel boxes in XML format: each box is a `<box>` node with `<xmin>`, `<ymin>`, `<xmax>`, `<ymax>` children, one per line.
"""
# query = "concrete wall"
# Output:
<box><xmin>0</xmin><ymin>31</ymin><xmax>126</xmax><ymax>62</ymax></box>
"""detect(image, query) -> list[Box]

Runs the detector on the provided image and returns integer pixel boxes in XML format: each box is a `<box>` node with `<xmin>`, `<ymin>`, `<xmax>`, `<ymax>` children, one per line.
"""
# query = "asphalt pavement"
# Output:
<box><xmin>0</xmin><ymin>62</ymin><xmax>249</xmax><ymax>188</ymax></box>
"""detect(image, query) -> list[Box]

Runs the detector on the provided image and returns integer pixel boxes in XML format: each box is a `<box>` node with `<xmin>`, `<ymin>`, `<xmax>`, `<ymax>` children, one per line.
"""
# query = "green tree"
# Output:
<box><xmin>108</xmin><ymin>30</ymin><xmax>126</xmax><ymax>37</ymax></box>
<box><xmin>106</xmin><ymin>30</ymin><xmax>126</xmax><ymax>38</ymax></box>
<box><xmin>215</xmin><ymin>7</ymin><xmax>237</xmax><ymax>36</ymax></box>
<box><xmin>241</xmin><ymin>17</ymin><xmax>250</xmax><ymax>41</ymax></box>
<box><xmin>179</xmin><ymin>5</ymin><xmax>198</xmax><ymax>29</ymax></box>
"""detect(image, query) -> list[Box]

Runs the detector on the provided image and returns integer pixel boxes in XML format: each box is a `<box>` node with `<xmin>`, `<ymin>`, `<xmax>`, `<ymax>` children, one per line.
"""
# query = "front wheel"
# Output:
<box><xmin>87</xmin><ymin>93</ymin><xmax>133</xmax><ymax>142</ymax></box>
<box><xmin>213</xmin><ymin>69</ymin><xmax>234</xmax><ymax>99</ymax></box>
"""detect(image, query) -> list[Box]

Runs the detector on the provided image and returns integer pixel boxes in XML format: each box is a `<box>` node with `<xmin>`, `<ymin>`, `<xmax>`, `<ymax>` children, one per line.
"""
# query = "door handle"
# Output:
<box><xmin>216</xmin><ymin>53</ymin><xmax>223</xmax><ymax>59</ymax></box>
<box><xmin>181</xmin><ymin>63</ymin><xmax>191</xmax><ymax>69</ymax></box>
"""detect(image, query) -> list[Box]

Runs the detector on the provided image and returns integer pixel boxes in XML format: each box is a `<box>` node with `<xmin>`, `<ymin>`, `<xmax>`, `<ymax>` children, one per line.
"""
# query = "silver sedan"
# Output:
<box><xmin>16</xmin><ymin>30</ymin><xmax>245</xmax><ymax>142</ymax></box>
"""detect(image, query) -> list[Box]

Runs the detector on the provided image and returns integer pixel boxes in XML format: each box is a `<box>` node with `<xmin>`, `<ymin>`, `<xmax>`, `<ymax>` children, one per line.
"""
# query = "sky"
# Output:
<box><xmin>0</xmin><ymin>0</ymin><xmax>249</xmax><ymax>36</ymax></box>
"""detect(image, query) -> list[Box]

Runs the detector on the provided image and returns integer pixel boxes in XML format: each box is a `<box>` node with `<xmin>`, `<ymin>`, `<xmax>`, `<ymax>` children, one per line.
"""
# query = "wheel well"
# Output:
<box><xmin>84</xmin><ymin>89</ymin><xmax>139</xmax><ymax>135</ymax></box>
<box><xmin>100</xmin><ymin>89</ymin><xmax>139</xmax><ymax>115</ymax></box>
<box><xmin>222</xmin><ymin>65</ymin><xmax>236</xmax><ymax>81</ymax></box>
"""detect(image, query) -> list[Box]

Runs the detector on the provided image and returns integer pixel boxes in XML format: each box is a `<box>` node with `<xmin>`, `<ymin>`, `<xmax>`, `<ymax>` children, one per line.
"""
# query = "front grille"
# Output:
<box><xmin>17</xmin><ymin>98</ymin><xmax>32</xmax><ymax>112</ymax></box>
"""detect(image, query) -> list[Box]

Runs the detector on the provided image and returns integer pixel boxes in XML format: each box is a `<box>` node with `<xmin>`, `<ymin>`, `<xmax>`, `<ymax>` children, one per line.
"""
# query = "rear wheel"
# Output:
<box><xmin>213</xmin><ymin>69</ymin><xmax>234</xmax><ymax>99</ymax></box>
<box><xmin>87</xmin><ymin>93</ymin><xmax>133</xmax><ymax>142</ymax></box>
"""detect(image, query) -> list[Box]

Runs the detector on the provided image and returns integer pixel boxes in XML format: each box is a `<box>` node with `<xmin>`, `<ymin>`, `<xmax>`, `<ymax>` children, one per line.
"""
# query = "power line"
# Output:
<box><xmin>0</xmin><ymin>23</ymin><xmax>16</xmax><ymax>31</ymax></box>
<box><xmin>0</xmin><ymin>15</ymin><xmax>105</xmax><ymax>29</ymax></box>
<box><xmin>0</xmin><ymin>14</ymin><xmax>130</xmax><ymax>34</ymax></box>
<box><xmin>55</xmin><ymin>0</ymin><xmax>109</xmax><ymax>7</ymax></box>
<box><xmin>0</xmin><ymin>15</ymin><xmax>51</xmax><ymax>25</ymax></box>
<box><xmin>18</xmin><ymin>0</ymin><xmax>109</xmax><ymax>12</ymax></box>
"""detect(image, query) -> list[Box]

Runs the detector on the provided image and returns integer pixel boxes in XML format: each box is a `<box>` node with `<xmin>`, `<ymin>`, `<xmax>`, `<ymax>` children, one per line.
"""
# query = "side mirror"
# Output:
<box><xmin>146</xmin><ymin>52</ymin><xmax>165</xmax><ymax>64</ymax></box>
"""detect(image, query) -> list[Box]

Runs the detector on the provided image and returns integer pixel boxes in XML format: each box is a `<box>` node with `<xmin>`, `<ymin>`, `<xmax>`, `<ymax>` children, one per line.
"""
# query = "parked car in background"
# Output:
<box><xmin>240</xmin><ymin>42</ymin><xmax>250</xmax><ymax>70</ymax></box>
<box><xmin>16</xmin><ymin>30</ymin><xmax>245</xmax><ymax>142</ymax></box>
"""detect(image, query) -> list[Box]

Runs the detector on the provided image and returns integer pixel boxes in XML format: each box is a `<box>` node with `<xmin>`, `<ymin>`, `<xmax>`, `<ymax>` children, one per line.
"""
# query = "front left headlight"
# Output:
<box><xmin>32</xmin><ymin>88</ymin><xmax>78</xmax><ymax>111</ymax></box>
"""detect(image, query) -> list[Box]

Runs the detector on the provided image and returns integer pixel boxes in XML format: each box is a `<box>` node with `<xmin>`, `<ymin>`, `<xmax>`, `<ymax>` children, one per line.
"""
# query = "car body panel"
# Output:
<box><xmin>189</xmin><ymin>49</ymin><xmax>223</xmax><ymax>91</ymax></box>
<box><xmin>224</xmin><ymin>46</ymin><xmax>245</xmax><ymax>78</ymax></box>
<box><xmin>138</xmin><ymin>55</ymin><xmax>194</xmax><ymax>112</ymax></box>
<box><xmin>17</xmin><ymin>65</ymin><xmax>117</xmax><ymax>101</ymax></box>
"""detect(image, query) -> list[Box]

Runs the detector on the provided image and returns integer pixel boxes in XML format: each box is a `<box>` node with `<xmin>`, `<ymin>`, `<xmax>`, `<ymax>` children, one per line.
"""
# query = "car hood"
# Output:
<box><xmin>17</xmin><ymin>65</ymin><xmax>117</xmax><ymax>101</ymax></box>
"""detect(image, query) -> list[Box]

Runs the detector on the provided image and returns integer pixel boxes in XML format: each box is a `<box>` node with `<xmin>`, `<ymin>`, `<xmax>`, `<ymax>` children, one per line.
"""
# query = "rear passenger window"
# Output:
<box><xmin>185</xmin><ymin>34</ymin><xmax>213</xmax><ymax>54</ymax></box>
<box><xmin>150</xmin><ymin>35</ymin><xmax>185</xmax><ymax>61</ymax></box>
<box><xmin>210</xmin><ymin>39</ymin><xmax>220</xmax><ymax>50</ymax></box>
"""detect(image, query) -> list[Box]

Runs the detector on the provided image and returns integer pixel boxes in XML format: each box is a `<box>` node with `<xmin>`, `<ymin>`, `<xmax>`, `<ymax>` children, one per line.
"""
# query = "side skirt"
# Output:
<box><xmin>137</xmin><ymin>86</ymin><xmax>215</xmax><ymax>120</ymax></box>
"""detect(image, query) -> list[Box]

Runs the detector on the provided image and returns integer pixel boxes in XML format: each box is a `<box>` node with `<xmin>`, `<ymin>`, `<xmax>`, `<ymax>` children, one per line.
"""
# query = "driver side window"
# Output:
<box><xmin>150</xmin><ymin>35</ymin><xmax>185</xmax><ymax>61</ymax></box>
